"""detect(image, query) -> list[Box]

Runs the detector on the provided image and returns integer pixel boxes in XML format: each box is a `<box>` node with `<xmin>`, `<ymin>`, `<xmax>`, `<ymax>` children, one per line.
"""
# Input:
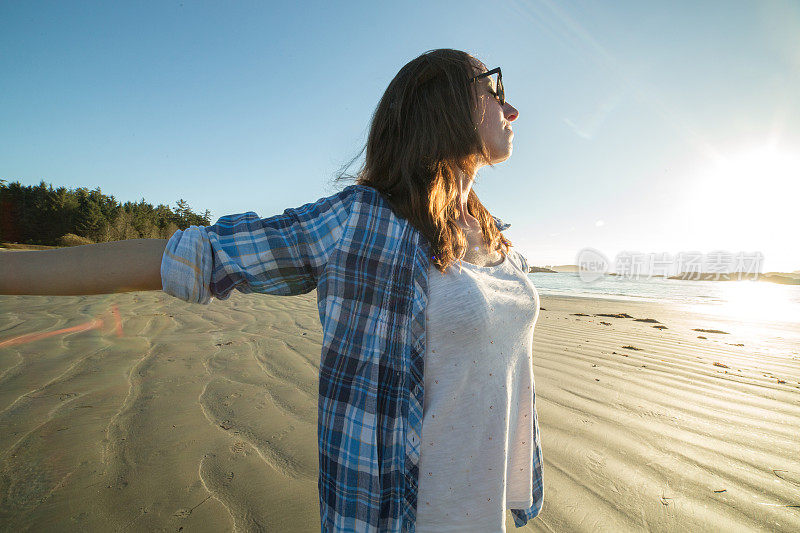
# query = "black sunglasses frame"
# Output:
<box><xmin>470</xmin><ymin>67</ymin><xmax>504</xmax><ymax>106</ymax></box>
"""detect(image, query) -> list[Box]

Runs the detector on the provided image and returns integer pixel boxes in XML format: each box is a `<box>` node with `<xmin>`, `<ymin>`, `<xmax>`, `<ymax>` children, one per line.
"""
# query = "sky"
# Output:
<box><xmin>2</xmin><ymin>0</ymin><xmax>799</xmax><ymax>272</ymax></box>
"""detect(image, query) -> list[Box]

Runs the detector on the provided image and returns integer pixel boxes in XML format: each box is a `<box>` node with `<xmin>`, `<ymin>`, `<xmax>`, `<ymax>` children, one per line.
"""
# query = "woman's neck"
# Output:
<box><xmin>455</xmin><ymin>168</ymin><xmax>478</xmax><ymax>229</ymax></box>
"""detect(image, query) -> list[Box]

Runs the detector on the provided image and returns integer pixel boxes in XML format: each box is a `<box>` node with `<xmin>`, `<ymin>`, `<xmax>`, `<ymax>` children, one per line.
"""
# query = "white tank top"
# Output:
<box><xmin>415</xmin><ymin>250</ymin><xmax>540</xmax><ymax>533</ymax></box>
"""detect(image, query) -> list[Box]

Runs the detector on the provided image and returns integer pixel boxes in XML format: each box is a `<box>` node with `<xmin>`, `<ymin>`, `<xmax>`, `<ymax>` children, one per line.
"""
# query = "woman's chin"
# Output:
<box><xmin>484</xmin><ymin>144</ymin><xmax>513</xmax><ymax>165</ymax></box>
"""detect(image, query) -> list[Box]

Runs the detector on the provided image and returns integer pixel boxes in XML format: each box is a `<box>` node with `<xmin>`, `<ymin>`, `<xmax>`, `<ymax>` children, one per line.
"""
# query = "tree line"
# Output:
<box><xmin>0</xmin><ymin>179</ymin><xmax>211</xmax><ymax>246</ymax></box>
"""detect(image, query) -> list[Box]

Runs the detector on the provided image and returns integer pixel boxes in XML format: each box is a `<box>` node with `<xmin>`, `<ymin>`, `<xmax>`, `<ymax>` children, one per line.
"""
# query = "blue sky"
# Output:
<box><xmin>2</xmin><ymin>0</ymin><xmax>798</xmax><ymax>271</ymax></box>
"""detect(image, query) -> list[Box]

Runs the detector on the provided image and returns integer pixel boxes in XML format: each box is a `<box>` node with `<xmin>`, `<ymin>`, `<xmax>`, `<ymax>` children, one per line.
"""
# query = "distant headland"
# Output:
<box><xmin>528</xmin><ymin>264</ymin><xmax>800</xmax><ymax>285</ymax></box>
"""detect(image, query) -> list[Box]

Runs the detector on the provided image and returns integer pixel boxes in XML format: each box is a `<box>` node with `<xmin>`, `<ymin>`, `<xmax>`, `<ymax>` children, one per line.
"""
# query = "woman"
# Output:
<box><xmin>2</xmin><ymin>49</ymin><xmax>543</xmax><ymax>532</ymax></box>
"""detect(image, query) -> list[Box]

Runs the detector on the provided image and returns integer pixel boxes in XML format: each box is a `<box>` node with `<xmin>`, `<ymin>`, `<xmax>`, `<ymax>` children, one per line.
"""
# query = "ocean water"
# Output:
<box><xmin>528</xmin><ymin>273</ymin><xmax>800</xmax><ymax>326</ymax></box>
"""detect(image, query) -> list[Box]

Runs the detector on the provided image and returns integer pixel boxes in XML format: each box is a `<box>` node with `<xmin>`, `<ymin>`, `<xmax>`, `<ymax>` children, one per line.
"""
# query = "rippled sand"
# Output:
<box><xmin>0</xmin><ymin>291</ymin><xmax>798</xmax><ymax>531</ymax></box>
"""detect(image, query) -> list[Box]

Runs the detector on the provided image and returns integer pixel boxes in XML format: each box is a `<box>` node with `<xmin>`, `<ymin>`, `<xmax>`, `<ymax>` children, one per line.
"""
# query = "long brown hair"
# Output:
<box><xmin>334</xmin><ymin>48</ymin><xmax>512</xmax><ymax>273</ymax></box>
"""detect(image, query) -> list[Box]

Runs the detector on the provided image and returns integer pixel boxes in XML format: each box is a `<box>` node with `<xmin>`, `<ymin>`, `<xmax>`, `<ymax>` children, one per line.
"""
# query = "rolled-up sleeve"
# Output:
<box><xmin>160</xmin><ymin>184</ymin><xmax>362</xmax><ymax>304</ymax></box>
<box><xmin>161</xmin><ymin>226</ymin><xmax>215</xmax><ymax>304</ymax></box>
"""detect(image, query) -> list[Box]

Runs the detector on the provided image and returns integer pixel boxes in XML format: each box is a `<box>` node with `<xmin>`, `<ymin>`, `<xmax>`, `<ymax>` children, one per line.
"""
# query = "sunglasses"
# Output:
<box><xmin>470</xmin><ymin>67</ymin><xmax>504</xmax><ymax>106</ymax></box>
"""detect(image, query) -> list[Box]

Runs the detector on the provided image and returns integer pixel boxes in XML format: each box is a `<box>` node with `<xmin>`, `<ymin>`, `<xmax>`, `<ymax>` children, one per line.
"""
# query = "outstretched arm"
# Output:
<box><xmin>0</xmin><ymin>239</ymin><xmax>167</xmax><ymax>295</ymax></box>
<box><xmin>162</xmin><ymin>185</ymin><xmax>363</xmax><ymax>304</ymax></box>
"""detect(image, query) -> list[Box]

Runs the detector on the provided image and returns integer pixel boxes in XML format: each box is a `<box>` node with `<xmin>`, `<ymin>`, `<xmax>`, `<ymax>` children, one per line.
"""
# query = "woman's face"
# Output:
<box><xmin>473</xmin><ymin>64</ymin><xmax>519</xmax><ymax>165</ymax></box>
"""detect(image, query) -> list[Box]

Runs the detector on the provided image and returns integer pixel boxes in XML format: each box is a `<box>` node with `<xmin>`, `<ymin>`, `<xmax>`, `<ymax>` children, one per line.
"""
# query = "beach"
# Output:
<box><xmin>0</xmin><ymin>290</ymin><xmax>798</xmax><ymax>531</ymax></box>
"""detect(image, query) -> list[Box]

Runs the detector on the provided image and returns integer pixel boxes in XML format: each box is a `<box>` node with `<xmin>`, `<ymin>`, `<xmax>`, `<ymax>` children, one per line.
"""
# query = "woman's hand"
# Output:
<box><xmin>0</xmin><ymin>239</ymin><xmax>168</xmax><ymax>295</ymax></box>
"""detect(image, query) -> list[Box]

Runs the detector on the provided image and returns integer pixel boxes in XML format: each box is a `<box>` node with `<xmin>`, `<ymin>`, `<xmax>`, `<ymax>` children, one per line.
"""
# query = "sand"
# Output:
<box><xmin>0</xmin><ymin>290</ymin><xmax>798</xmax><ymax>531</ymax></box>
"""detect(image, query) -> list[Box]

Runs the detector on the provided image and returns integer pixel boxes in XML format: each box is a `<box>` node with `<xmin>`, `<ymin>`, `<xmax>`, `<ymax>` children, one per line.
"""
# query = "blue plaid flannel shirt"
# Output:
<box><xmin>161</xmin><ymin>184</ymin><xmax>544</xmax><ymax>532</ymax></box>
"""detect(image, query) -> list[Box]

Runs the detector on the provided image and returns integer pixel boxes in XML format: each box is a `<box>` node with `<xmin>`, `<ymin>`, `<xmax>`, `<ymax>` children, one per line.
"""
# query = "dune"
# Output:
<box><xmin>0</xmin><ymin>291</ymin><xmax>798</xmax><ymax>531</ymax></box>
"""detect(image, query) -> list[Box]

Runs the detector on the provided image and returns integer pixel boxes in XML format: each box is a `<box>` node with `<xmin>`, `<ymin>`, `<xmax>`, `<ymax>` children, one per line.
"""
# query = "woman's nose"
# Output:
<box><xmin>503</xmin><ymin>102</ymin><xmax>519</xmax><ymax>122</ymax></box>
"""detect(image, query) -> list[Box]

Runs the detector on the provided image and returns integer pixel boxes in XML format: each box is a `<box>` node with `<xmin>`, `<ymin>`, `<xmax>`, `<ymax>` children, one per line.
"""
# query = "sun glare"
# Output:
<box><xmin>716</xmin><ymin>280</ymin><xmax>800</xmax><ymax>324</ymax></box>
<box><xmin>684</xmin><ymin>146</ymin><xmax>800</xmax><ymax>262</ymax></box>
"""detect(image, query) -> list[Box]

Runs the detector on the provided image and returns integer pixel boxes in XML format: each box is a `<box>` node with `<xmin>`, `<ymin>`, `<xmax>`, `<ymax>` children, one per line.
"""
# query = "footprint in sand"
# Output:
<box><xmin>230</xmin><ymin>441</ymin><xmax>247</xmax><ymax>456</ymax></box>
<box><xmin>173</xmin><ymin>508</ymin><xmax>192</xmax><ymax>519</ymax></box>
<box><xmin>584</xmin><ymin>449</ymin><xmax>608</xmax><ymax>485</ymax></box>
